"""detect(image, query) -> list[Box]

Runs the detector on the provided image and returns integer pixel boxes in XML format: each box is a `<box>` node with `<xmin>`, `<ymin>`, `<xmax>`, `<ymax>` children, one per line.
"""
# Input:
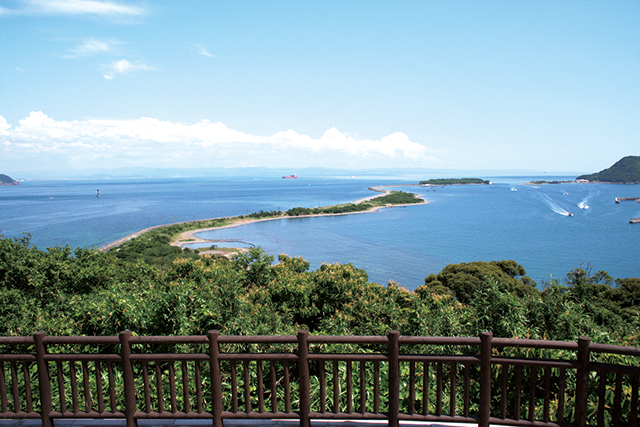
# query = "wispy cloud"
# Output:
<box><xmin>67</xmin><ymin>38</ymin><xmax>112</xmax><ymax>57</ymax></box>
<box><xmin>0</xmin><ymin>112</ymin><xmax>436</xmax><ymax>170</ymax></box>
<box><xmin>195</xmin><ymin>44</ymin><xmax>215</xmax><ymax>58</ymax></box>
<box><xmin>103</xmin><ymin>59</ymin><xmax>152</xmax><ymax>79</ymax></box>
<box><xmin>15</xmin><ymin>0</ymin><xmax>144</xmax><ymax>16</ymax></box>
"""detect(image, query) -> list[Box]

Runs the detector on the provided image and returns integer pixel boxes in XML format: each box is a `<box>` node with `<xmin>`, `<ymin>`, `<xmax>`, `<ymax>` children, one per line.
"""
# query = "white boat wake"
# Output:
<box><xmin>577</xmin><ymin>189</ymin><xmax>598</xmax><ymax>210</ymax></box>
<box><xmin>541</xmin><ymin>194</ymin><xmax>573</xmax><ymax>216</ymax></box>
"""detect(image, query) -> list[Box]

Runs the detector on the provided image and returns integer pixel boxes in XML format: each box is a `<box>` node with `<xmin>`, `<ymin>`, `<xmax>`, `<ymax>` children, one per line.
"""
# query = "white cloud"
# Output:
<box><xmin>270</xmin><ymin>128</ymin><xmax>427</xmax><ymax>159</ymax></box>
<box><xmin>103</xmin><ymin>59</ymin><xmax>152</xmax><ymax>79</ymax></box>
<box><xmin>70</xmin><ymin>38</ymin><xmax>111</xmax><ymax>56</ymax></box>
<box><xmin>0</xmin><ymin>112</ymin><xmax>436</xmax><ymax>170</ymax></box>
<box><xmin>195</xmin><ymin>44</ymin><xmax>215</xmax><ymax>58</ymax></box>
<box><xmin>20</xmin><ymin>0</ymin><xmax>144</xmax><ymax>16</ymax></box>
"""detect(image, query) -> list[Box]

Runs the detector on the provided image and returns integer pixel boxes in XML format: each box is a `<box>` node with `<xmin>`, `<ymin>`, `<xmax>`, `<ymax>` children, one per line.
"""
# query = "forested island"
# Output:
<box><xmin>0</xmin><ymin>174</ymin><xmax>19</xmax><ymax>186</ymax></box>
<box><xmin>419</xmin><ymin>178</ymin><xmax>490</xmax><ymax>185</ymax></box>
<box><xmin>577</xmin><ymin>155</ymin><xmax>640</xmax><ymax>183</ymax></box>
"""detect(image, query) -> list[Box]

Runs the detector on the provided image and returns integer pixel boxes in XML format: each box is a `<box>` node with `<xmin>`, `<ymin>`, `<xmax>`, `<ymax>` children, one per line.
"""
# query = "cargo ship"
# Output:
<box><xmin>282</xmin><ymin>175</ymin><xmax>298</xmax><ymax>179</ymax></box>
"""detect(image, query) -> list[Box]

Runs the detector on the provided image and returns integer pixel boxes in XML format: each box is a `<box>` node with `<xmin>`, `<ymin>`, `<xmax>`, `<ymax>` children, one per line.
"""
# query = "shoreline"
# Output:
<box><xmin>171</xmin><ymin>200</ymin><xmax>428</xmax><ymax>258</ymax></box>
<box><xmin>99</xmin><ymin>185</ymin><xmax>427</xmax><ymax>255</ymax></box>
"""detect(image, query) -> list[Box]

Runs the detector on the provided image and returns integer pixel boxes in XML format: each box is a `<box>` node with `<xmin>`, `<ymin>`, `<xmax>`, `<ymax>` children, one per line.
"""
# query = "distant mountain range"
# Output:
<box><xmin>8</xmin><ymin>166</ymin><xmax>580</xmax><ymax>181</ymax></box>
<box><xmin>577</xmin><ymin>156</ymin><xmax>640</xmax><ymax>183</ymax></box>
<box><xmin>0</xmin><ymin>174</ymin><xmax>19</xmax><ymax>186</ymax></box>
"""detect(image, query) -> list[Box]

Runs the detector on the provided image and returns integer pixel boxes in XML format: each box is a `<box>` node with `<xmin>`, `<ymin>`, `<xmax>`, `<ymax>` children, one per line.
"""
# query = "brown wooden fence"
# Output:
<box><xmin>0</xmin><ymin>331</ymin><xmax>638</xmax><ymax>427</ymax></box>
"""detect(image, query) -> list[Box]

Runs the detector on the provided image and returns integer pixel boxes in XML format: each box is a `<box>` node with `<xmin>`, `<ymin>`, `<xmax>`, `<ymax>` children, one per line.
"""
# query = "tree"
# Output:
<box><xmin>416</xmin><ymin>260</ymin><xmax>537</xmax><ymax>305</ymax></box>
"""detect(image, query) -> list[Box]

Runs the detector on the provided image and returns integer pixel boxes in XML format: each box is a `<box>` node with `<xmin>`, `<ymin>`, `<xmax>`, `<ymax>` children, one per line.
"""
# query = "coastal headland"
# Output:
<box><xmin>0</xmin><ymin>174</ymin><xmax>19</xmax><ymax>186</ymax></box>
<box><xmin>99</xmin><ymin>185</ymin><xmax>427</xmax><ymax>257</ymax></box>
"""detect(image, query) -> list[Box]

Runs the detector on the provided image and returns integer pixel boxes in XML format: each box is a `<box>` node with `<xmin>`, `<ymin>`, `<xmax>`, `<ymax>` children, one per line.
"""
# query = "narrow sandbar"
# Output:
<box><xmin>100</xmin><ymin>185</ymin><xmax>427</xmax><ymax>256</ymax></box>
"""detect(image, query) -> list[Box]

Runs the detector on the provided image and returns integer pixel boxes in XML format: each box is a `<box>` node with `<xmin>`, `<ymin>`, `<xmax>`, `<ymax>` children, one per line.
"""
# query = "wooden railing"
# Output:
<box><xmin>0</xmin><ymin>331</ymin><xmax>638</xmax><ymax>427</ymax></box>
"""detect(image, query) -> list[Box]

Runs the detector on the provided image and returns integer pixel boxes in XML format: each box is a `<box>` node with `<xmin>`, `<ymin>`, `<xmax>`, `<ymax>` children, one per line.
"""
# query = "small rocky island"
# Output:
<box><xmin>0</xmin><ymin>174</ymin><xmax>19</xmax><ymax>186</ymax></box>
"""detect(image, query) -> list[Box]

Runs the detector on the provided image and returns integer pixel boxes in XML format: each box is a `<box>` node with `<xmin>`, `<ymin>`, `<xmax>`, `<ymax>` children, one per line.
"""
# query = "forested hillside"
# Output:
<box><xmin>1</xmin><ymin>232</ymin><xmax>638</xmax><ymax>345</ymax></box>
<box><xmin>577</xmin><ymin>155</ymin><xmax>640</xmax><ymax>183</ymax></box>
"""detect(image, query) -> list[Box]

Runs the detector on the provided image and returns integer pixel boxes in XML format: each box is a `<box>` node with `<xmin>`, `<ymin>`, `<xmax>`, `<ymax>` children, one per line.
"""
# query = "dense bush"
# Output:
<box><xmin>0</xmin><ymin>233</ymin><xmax>638</xmax><ymax>346</ymax></box>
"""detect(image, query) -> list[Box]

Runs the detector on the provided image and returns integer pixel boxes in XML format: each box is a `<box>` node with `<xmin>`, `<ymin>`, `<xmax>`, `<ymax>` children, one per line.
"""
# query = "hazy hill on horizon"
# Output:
<box><xmin>0</xmin><ymin>174</ymin><xmax>18</xmax><ymax>186</ymax></box>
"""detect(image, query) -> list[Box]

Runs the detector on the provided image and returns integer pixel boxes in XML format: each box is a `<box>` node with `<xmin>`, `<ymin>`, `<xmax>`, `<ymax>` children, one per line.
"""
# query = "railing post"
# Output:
<box><xmin>479</xmin><ymin>331</ymin><xmax>493</xmax><ymax>427</ymax></box>
<box><xmin>34</xmin><ymin>331</ymin><xmax>52</xmax><ymax>427</ymax></box>
<box><xmin>208</xmin><ymin>330</ymin><xmax>223</xmax><ymax>427</ymax></box>
<box><xmin>388</xmin><ymin>330</ymin><xmax>400</xmax><ymax>427</ymax></box>
<box><xmin>298</xmin><ymin>330</ymin><xmax>311</xmax><ymax>427</ymax></box>
<box><xmin>119</xmin><ymin>331</ymin><xmax>137</xmax><ymax>427</ymax></box>
<box><xmin>574</xmin><ymin>336</ymin><xmax>591</xmax><ymax>427</ymax></box>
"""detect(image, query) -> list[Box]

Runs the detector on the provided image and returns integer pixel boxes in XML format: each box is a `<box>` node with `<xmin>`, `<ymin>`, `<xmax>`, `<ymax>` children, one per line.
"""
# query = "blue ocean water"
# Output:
<box><xmin>1</xmin><ymin>176</ymin><xmax>639</xmax><ymax>289</ymax></box>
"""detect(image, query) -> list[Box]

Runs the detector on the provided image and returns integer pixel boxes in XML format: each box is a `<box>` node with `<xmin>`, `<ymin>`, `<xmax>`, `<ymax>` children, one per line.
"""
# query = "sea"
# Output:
<box><xmin>1</xmin><ymin>175</ymin><xmax>639</xmax><ymax>290</ymax></box>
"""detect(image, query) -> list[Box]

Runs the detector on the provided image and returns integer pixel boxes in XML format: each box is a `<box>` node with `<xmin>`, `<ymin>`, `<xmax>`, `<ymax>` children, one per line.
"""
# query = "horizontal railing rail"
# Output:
<box><xmin>0</xmin><ymin>331</ymin><xmax>638</xmax><ymax>427</ymax></box>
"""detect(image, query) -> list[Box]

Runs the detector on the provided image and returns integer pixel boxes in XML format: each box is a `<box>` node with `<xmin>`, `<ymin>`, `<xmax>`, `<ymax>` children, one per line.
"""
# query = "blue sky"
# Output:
<box><xmin>1</xmin><ymin>0</ymin><xmax>638</xmax><ymax>177</ymax></box>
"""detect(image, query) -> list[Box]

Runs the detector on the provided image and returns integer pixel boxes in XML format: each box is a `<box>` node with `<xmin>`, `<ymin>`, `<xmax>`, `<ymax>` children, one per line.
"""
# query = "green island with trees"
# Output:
<box><xmin>419</xmin><ymin>178</ymin><xmax>490</xmax><ymax>185</ymax></box>
<box><xmin>285</xmin><ymin>190</ymin><xmax>423</xmax><ymax>216</ymax></box>
<box><xmin>577</xmin><ymin>155</ymin><xmax>640</xmax><ymax>183</ymax></box>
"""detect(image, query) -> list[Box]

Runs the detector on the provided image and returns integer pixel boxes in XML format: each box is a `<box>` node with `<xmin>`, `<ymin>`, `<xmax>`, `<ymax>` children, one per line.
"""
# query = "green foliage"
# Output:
<box><xmin>555</xmin><ymin>267</ymin><xmax>640</xmax><ymax>339</ymax></box>
<box><xmin>286</xmin><ymin>203</ymin><xmax>373</xmax><ymax>216</ymax></box>
<box><xmin>465</xmin><ymin>278</ymin><xmax>529</xmax><ymax>337</ymax></box>
<box><xmin>3</xmin><ymin>231</ymin><xmax>639</xmax><ymax>426</ymax></box>
<box><xmin>419</xmin><ymin>178</ymin><xmax>490</xmax><ymax>185</ymax></box>
<box><xmin>112</xmin><ymin>229</ymin><xmax>200</xmax><ymax>267</ymax></box>
<box><xmin>285</xmin><ymin>191</ymin><xmax>422</xmax><ymax>217</ymax></box>
<box><xmin>232</xmin><ymin>247</ymin><xmax>276</xmax><ymax>288</ymax></box>
<box><xmin>417</xmin><ymin>260</ymin><xmax>537</xmax><ymax>305</ymax></box>
<box><xmin>239</xmin><ymin>210</ymin><xmax>283</xmax><ymax>220</ymax></box>
<box><xmin>369</xmin><ymin>191</ymin><xmax>423</xmax><ymax>206</ymax></box>
<box><xmin>0</xmin><ymin>232</ymin><xmax>639</xmax><ymax>345</ymax></box>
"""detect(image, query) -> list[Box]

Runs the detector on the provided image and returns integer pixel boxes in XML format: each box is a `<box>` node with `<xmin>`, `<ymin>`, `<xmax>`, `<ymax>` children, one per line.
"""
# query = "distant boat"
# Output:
<box><xmin>578</xmin><ymin>202</ymin><xmax>589</xmax><ymax>209</ymax></box>
<box><xmin>283</xmin><ymin>175</ymin><xmax>298</xmax><ymax>179</ymax></box>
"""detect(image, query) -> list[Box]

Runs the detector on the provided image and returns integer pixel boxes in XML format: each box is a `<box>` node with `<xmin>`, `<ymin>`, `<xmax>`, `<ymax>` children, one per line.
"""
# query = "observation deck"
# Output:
<box><xmin>1</xmin><ymin>331</ymin><xmax>638</xmax><ymax>427</ymax></box>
